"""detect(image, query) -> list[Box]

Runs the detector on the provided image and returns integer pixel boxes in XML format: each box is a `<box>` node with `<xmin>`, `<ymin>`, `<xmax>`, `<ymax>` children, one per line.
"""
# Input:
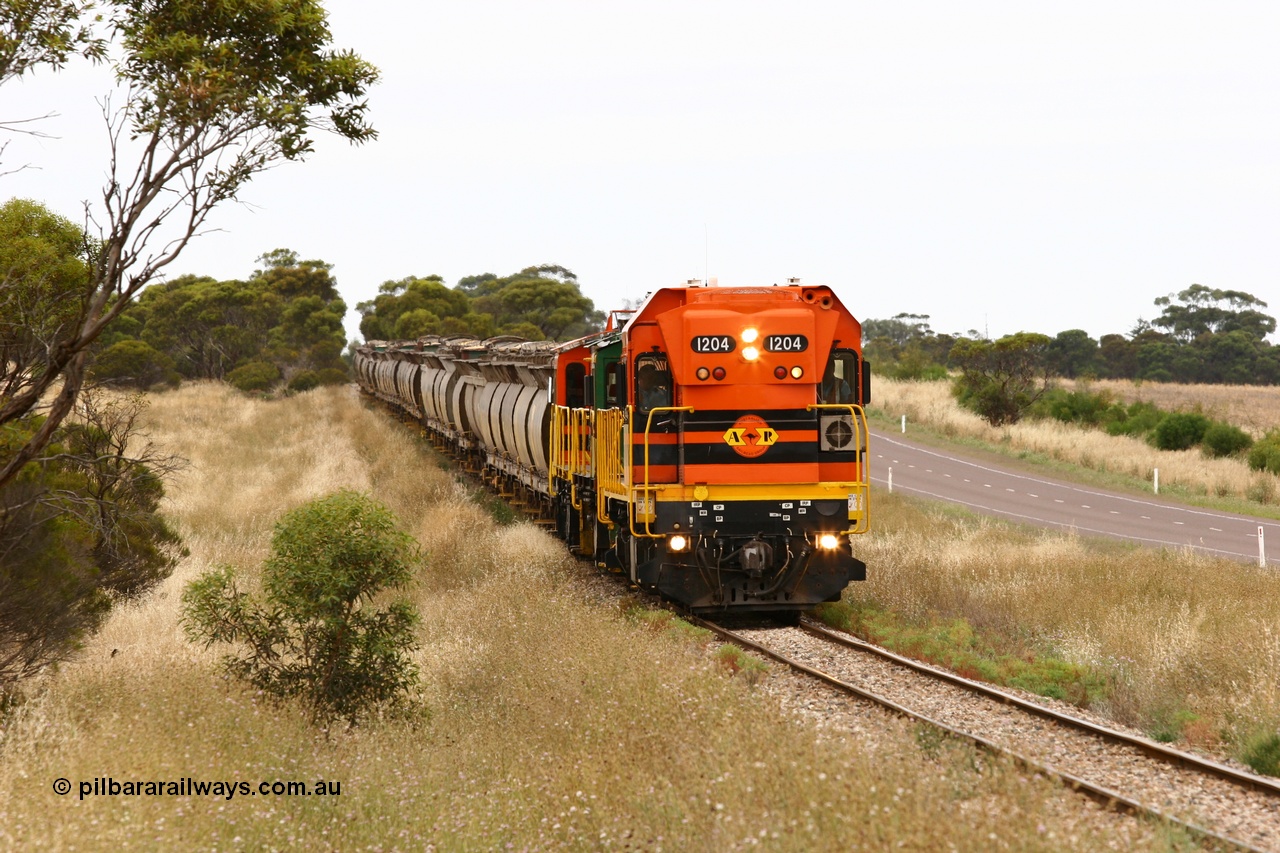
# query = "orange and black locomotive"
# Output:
<box><xmin>355</xmin><ymin>280</ymin><xmax>870</xmax><ymax>616</ymax></box>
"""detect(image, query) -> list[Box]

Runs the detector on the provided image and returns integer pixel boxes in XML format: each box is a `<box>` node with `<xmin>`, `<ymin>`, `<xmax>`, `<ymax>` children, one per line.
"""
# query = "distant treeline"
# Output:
<box><xmin>865</xmin><ymin>285</ymin><xmax>1279</xmax><ymax>386</ymax></box>
<box><xmin>93</xmin><ymin>257</ymin><xmax>604</xmax><ymax>394</ymax></box>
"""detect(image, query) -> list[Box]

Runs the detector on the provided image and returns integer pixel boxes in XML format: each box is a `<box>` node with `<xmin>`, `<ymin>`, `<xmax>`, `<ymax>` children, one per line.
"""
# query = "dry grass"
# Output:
<box><xmin>875</xmin><ymin>378</ymin><xmax>1280</xmax><ymax>505</ymax></box>
<box><xmin>0</xmin><ymin>383</ymin><xmax>1175</xmax><ymax>850</ymax></box>
<box><xmin>857</xmin><ymin>489</ymin><xmax>1280</xmax><ymax>754</ymax></box>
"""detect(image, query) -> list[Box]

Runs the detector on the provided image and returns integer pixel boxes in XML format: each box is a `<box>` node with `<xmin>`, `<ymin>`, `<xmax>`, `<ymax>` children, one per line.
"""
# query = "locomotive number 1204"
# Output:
<box><xmin>764</xmin><ymin>334</ymin><xmax>808</xmax><ymax>352</ymax></box>
<box><xmin>691</xmin><ymin>335</ymin><xmax>736</xmax><ymax>353</ymax></box>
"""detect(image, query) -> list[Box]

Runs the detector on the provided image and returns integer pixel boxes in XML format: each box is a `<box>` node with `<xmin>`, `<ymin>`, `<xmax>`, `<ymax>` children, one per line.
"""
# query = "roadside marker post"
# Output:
<box><xmin>901</xmin><ymin>415</ymin><xmax>906</xmax><ymax>434</ymax></box>
<box><xmin>1261</xmin><ymin>526</ymin><xmax>1267</xmax><ymax>568</ymax></box>
<box><xmin>1154</xmin><ymin>468</ymin><xmax>1159</xmax><ymax>495</ymax></box>
<box><xmin>888</xmin><ymin>467</ymin><xmax>893</xmax><ymax>493</ymax></box>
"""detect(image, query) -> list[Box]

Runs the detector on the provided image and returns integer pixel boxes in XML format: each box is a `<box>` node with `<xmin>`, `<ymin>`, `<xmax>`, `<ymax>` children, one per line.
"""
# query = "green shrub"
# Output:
<box><xmin>1150</xmin><ymin>411</ymin><xmax>1210</xmax><ymax>451</ymax></box>
<box><xmin>1102</xmin><ymin>401</ymin><xmax>1164</xmax><ymax>438</ymax></box>
<box><xmin>181</xmin><ymin>491</ymin><xmax>421</xmax><ymax>725</ymax></box>
<box><xmin>1032</xmin><ymin>388</ymin><xmax>1115</xmax><ymax>427</ymax></box>
<box><xmin>1239</xmin><ymin>731</ymin><xmax>1280</xmax><ymax>777</ymax></box>
<box><xmin>92</xmin><ymin>340</ymin><xmax>180</xmax><ymax>389</ymax></box>
<box><xmin>1249</xmin><ymin>430</ymin><xmax>1280</xmax><ymax>475</ymax></box>
<box><xmin>317</xmin><ymin>367</ymin><xmax>350</xmax><ymax>385</ymax></box>
<box><xmin>287</xmin><ymin>370</ymin><xmax>321</xmax><ymax>393</ymax></box>
<box><xmin>226</xmin><ymin>361</ymin><xmax>280</xmax><ymax>393</ymax></box>
<box><xmin>1201</xmin><ymin>422</ymin><xmax>1253</xmax><ymax>458</ymax></box>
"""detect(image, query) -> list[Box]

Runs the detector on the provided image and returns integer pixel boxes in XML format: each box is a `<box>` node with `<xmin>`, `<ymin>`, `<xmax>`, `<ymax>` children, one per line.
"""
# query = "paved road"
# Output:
<box><xmin>868</xmin><ymin>426</ymin><xmax>1280</xmax><ymax>568</ymax></box>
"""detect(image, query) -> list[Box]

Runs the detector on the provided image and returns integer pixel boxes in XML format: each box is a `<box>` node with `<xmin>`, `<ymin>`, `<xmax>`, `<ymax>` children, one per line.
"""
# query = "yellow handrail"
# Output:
<box><xmin>630</xmin><ymin>405</ymin><xmax>694</xmax><ymax>538</ymax></box>
<box><xmin>806</xmin><ymin>403</ymin><xmax>871</xmax><ymax>535</ymax></box>
<box><xmin>550</xmin><ymin>405</ymin><xmax>593</xmax><ymax>512</ymax></box>
<box><xmin>595</xmin><ymin>408</ymin><xmax>627</xmax><ymax>526</ymax></box>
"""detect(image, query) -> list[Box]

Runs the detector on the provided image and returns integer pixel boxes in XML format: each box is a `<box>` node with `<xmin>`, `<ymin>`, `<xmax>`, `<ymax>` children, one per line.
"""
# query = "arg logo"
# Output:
<box><xmin>723</xmin><ymin>415</ymin><xmax>778</xmax><ymax>458</ymax></box>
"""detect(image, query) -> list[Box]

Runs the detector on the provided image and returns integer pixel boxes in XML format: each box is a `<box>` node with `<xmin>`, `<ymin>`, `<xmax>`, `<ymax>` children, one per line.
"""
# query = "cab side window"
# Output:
<box><xmin>634</xmin><ymin>353</ymin><xmax>671</xmax><ymax>411</ymax></box>
<box><xmin>820</xmin><ymin>350</ymin><xmax>857</xmax><ymax>404</ymax></box>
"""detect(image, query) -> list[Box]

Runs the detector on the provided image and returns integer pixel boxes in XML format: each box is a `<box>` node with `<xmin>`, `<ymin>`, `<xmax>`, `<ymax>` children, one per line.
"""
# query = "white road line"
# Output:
<box><xmin>874</xmin><ymin>432</ymin><xmax>1280</xmax><ymax>527</ymax></box>
<box><xmin>869</xmin><ymin>478</ymin><xmax>1270</xmax><ymax>562</ymax></box>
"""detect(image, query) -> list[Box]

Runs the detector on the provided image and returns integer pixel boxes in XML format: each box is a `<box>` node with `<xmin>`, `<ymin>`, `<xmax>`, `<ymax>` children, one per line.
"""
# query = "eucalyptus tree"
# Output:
<box><xmin>0</xmin><ymin>0</ymin><xmax>379</xmax><ymax>490</ymax></box>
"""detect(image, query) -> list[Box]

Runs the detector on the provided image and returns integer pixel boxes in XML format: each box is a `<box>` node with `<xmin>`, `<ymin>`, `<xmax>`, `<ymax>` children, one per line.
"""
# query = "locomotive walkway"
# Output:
<box><xmin>866</xmin><ymin>426</ymin><xmax>1280</xmax><ymax>568</ymax></box>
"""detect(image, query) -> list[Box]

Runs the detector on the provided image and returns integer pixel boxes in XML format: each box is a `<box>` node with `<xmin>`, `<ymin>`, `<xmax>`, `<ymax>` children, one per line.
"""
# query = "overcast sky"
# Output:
<box><xmin>4</xmin><ymin>1</ymin><xmax>1278</xmax><ymax>344</ymax></box>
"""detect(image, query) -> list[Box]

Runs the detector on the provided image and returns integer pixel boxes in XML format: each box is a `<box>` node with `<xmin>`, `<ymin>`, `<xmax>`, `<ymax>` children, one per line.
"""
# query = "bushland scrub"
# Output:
<box><xmin>0</xmin><ymin>383</ymin><xmax>1174</xmax><ymax>850</ymax></box>
<box><xmin>825</xmin><ymin>488</ymin><xmax>1280</xmax><ymax>773</ymax></box>
<box><xmin>1078</xmin><ymin>379</ymin><xmax>1280</xmax><ymax>440</ymax></box>
<box><xmin>873</xmin><ymin>377</ymin><xmax>1280</xmax><ymax>509</ymax></box>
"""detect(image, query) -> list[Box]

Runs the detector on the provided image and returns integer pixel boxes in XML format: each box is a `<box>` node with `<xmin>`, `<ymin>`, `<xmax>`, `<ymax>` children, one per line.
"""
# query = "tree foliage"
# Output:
<box><xmin>1045</xmin><ymin>329</ymin><xmax>1099</xmax><ymax>379</ymax></box>
<box><xmin>0</xmin><ymin>198</ymin><xmax>93</xmax><ymax>404</ymax></box>
<box><xmin>94</xmin><ymin>251</ymin><xmax>349</xmax><ymax>389</ymax></box>
<box><xmin>861</xmin><ymin>313</ymin><xmax>953</xmax><ymax>381</ymax></box>
<box><xmin>358</xmin><ymin>265</ymin><xmax>605</xmax><ymax>343</ymax></box>
<box><xmin>950</xmin><ymin>333</ymin><xmax>1053</xmax><ymax>426</ymax></box>
<box><xmin>875</xmin><ymin>284</ymin><xmax>1279</xmax><ymax>388</ymax></box>
<box><xmin>1</xmin><ymin>390</ymin><xmax>184</xmax><ymax>690</ymax></box>
<box><xmin>181</xmin><ymin>491</ymin><xmax>420</xmax><ymax>726</ymax></box>
<box><xmin>0</xmin><ymin>0</ymin><xmax>105</xmax><ymax>86</ymax></box>
<box><xmin>1153</xmin><ymin>284</ymin><xmax>1275</xmax><ymax>343</ymax></box>
<box><xmin>0</xmin><ymin>0</ymin><xmax>377</xmax><ymax>491</ymax></box>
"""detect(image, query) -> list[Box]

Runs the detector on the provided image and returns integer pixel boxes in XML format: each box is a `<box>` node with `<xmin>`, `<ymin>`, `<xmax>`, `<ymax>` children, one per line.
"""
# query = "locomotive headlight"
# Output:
<box><xmin>817</xmin><ymin>533</ymin><xmax>840</xmax><ymax>551</ymax></box>
<box><xmin>696</xmin><ymin>366</ymin><xmax>710</xmax><ymax>381</ymax></box>
<box><xmin>668</xmin><ymin>534</ymin><xmax>690</xmax><ymax>552</ymax></box>
<box><xmin>790</xmin><ymin>366</ymin><xmax>804</xmax><ymax>379</ymax></box>
<box><xmin>741</xmin><ymin>327</ymin><xmax>759</xmax><ymax>344</ymax></box>
<box><xmin>742</xmin><ymin>346</ymin><xmax>759</xmax><ymax>362</ymax></box>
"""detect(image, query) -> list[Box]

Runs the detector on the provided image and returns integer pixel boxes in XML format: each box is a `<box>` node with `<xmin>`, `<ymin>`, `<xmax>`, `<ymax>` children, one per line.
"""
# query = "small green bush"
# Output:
<box><xmin>1201</xmin><ymin>422</ymin><xmax>1252</xmax><ymax>458</ymax></box>
<box><xmin>1102</xmin><ymin>401</ymin><xmax>1164</xmax><ymax>438</ymax></box>
<box><xmin>1150</xmin><ymin>411</ymin><xmax>1210</xmax><ymax>451</ymax></box>
<box><xmin>181</xmin><ymin>491</ymin><xmax>421</xmax><ymax>725</ymax></box>
<box><xmin>287</xmin><ymin>370</ymin><xmax>321</xmax><ymax>393</ymax></box>
<box><xmin>1249</xmin><ymin>431</ymin><xmax>1280</xmax><ymax>475</ymax></box>
<box><xmin>1239</xmin><ymin>731</ymin><xmax>1280</xmax><ymax>777</ymax></box>
<box><xmin>226</xmin><ymin>361</ymin><xmax>280</xmax><ymax>393</ymax></box>
<box><xmin>1032</xmin><ymin>388</ymin><xmax>1116</xmax><ymax>427</ymax></box>
<box><xmin>317</xmin><ymin>367</ymin><xmax>350</xmax><ymax>385</ymax></box>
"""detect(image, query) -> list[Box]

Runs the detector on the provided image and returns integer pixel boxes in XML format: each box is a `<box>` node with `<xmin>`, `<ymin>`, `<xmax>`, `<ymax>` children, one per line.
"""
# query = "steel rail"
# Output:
<box><xmin>799</xmin><ymin>618</ymin><xmax>1280</xmax><ymax>798</ymax></box>
<box><xmin>690</xmin><ymin>614</ymin><xmax>1271</xmax><ymax>853</ymax></box>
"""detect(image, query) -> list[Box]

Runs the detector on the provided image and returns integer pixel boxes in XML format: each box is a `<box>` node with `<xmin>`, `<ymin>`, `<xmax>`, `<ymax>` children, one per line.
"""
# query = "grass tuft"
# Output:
<box><xmin>713</xmin><ymin>645</ymin><xmax>770</xmax><ymax>685</ymax></box>
<box><xmin>1239</xmin><ymin>731</ymin><xmax>1280</xmax><ymax>777</ymax></box>
<box><xmin>814</xmin><ymin>600</ymin><xmax>1109</xmax><ymax>707</ymax></box>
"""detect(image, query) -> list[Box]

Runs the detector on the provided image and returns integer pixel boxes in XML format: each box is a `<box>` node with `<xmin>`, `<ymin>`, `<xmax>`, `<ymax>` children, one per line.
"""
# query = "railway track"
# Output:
<box><xmin>692</xmin><ymin>615</ymin><xmax>1280</xmax><ymax>853</ymax></box>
